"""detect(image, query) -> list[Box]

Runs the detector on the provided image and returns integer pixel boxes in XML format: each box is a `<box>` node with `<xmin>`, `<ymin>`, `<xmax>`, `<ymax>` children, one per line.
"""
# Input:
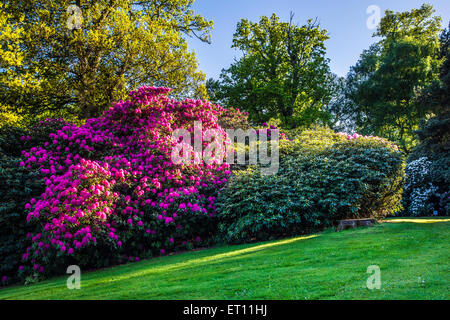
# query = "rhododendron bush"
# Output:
<box><xmin>5</xmin><ymin>86</ymin><xmax>246</xmax><ymax>284</ymax></box>
<box><xmin>216</xmin><ymin>127</ymin><xmax>405</xmax><ymax>244</ymax></box>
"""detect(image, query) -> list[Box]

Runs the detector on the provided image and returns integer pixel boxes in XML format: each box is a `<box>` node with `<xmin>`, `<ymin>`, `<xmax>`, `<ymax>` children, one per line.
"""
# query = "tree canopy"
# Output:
<box><xmin>0</xmin><ymin>0</ymin><xmax>212</xmax><ymax>123</ymax></box>
<box><xmin>212</xmin><ymin>13</ymin><xmax>333</xmax><ymax>128</ymax></box>
<box><xmin>346</xmin><ymin>4</ymin><xmax>443</xmax><ymax>153</ymax></box>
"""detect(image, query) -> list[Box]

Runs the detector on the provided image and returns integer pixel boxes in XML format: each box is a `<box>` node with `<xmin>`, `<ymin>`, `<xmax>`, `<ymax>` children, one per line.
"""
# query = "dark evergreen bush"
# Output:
<box><xmin>216</xmin><ymin>128</ymin><xmax>405</xmax><ymax>244</ymax></box>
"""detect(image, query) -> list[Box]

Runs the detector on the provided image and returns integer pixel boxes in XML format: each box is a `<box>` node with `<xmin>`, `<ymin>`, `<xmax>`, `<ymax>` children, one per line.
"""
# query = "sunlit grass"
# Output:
<box><xmin>384</xmin><ymin>218</ymin><xmax>450</xmax><ymax>224</ymax></box>
<box><xmin>0</xmin><ymin>217</ymin><xmax>448</xmax><ymax>300</ymax></box>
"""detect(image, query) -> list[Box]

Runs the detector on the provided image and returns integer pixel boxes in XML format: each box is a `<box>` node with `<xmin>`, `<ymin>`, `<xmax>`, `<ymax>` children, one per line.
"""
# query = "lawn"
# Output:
<box><xmin>0</xmin><ymin>217</ymin><xmax>448</xmax><ymax>300</ymax></box>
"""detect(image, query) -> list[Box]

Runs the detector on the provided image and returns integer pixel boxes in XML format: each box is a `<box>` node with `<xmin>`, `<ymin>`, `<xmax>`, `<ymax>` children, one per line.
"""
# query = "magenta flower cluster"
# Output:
<box><xmin>18</xmin><ymin>86</ymin><xmax>236</xmax><ymax>278</ymax></box>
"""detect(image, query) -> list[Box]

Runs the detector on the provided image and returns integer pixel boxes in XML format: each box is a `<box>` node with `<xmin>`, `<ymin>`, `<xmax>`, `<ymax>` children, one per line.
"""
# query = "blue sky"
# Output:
<box><xmin>186</xmin><ymin>0</ymin><xmax>450</xmax><ymax>79</ymax></box>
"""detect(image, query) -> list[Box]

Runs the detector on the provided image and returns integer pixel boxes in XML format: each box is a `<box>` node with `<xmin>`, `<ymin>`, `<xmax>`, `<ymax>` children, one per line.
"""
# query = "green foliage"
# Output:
<box><xmin>346</xmin><ymin>4</ymin><xmax>443</xmax><ymax>153</ymax></box>
<box><xmin>213</xmin><ymin>13</ymin><xmax>333</xmax><ymax>129</ymax></box>
<box><xmin>323</xmin><ymin>75</ymin><xmax>357</xmax><ymax>133</ymax></box>
<box><xmin>409</xmin><ymin>111</ymin><xmax>450</xmax><ymax>197</ymax></box>
<box><xmin>402</xmin><ymin>157</ymin><xmax>439</xmax><ymax>216</ymax></box>
<box><xmin>216</xmin><ymin>128</ymin><xmax>404</xmax><ymax>244</ymax></box>
<box><xmin>405</xmin><ymin>25</ymin><xmax>450</xmax><ymax>216</ymax></box>
<box><xmin>0</xmin><ymin>0</ymin><xmax>211</xmax><ymax>122</ymax></box>
<box><xmin>217</xmin><ymin>106</ymin><xmax>250</xmax><ymax>130</ymax></box>
<box><xmin>0</xmin><ymin>154</ymin><xmax>43</xmax><ymax>284</ymax></box>
<box><xmin>0</xmin><ymin>120</ymin><xmax>69</xmax><ymax>284</ymax></box>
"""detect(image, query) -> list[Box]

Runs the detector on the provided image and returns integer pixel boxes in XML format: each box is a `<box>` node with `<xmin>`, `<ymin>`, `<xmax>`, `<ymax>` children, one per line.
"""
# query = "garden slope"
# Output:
<box><xmin>0</xmin><ymin>218</ymin><xmax>448</xmax><ymax>300</ymax></box>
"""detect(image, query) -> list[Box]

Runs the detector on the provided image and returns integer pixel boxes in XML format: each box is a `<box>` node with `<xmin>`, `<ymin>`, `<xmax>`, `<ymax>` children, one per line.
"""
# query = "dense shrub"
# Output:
<box><xmin>402</xmin><ymin>157</ymin><xmax>443</xmax><ymax>216</ymax></box>
<box><xmin>216</xmin><ymin>127</ymin><xmax>404</xmax><ymax>244</ymax></box>
<box><xmin>0</xmin><ymin>120</ymin><xmax>70</xmax><ymax>285</ymax></box>
<box><xmin>2</xmin><ymin>86</ymin><xmax>247</xmax><ymax>284</ymax></box>
<box><xmin>218</xmin><ymin>107</ymin><xmax>250</xmax><ymax>130</ymax></box>
<box><xmin>404</xmin><ymin>112</ymin><xmax>450</xmax><ymax>216</ymax></box>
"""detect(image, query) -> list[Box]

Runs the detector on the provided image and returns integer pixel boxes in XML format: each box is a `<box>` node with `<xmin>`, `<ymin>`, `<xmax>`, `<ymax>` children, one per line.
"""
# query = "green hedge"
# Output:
<box><xmin>216</xmin><ymin>127</ymin><xmax>405</xmax><ymax>244</ymax></box>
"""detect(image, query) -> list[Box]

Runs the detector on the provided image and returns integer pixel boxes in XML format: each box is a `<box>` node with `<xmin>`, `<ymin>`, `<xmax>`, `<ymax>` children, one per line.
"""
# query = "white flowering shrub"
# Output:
<box><xmin>438</xmin><ymin>191</ymin><xmax>450</xmax><ymax>215</ymax></box>
<box><xmin>403</xmin><ymin>157</ymin><xmax>438</xmax><ymax>216</ymax></box>
<box><xmin>408</xmin><ymin>185</ymin><xmax>438</xmax><ymax>216</ymax></box>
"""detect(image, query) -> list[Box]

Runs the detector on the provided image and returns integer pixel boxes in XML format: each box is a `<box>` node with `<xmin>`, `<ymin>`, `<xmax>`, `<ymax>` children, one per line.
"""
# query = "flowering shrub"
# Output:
<box><xmin>403</xmin><ymin>157</ymin><xmax>441</xmax><ymax>216</ymax></box>
<box><xmin>216</xmin><ymin>127</ymin><xmax>405</xmax><ymax>244</ymax></box>
<box><xmin>337</xmin><ymin>132</ymin><xmax>400</xmax><ymax>151</ymax></box>
<box><xmin>408</xmin><ymin>107</ymin><xmax>450</xmax><ymax>216</ymax></box>
<box><xmin>2</xmin><ymin>86</ymin><xmax>245</xmax><ymax>284</ymax></box>
<box><xmin>218</xmin><ymin>107</ymin><xmax>250</xmax><ymax>130</ymax></box>
<box><xmin>0</xmin><ymin>121</ymin><xmax>70</xmax><ymax>285</ymax></box>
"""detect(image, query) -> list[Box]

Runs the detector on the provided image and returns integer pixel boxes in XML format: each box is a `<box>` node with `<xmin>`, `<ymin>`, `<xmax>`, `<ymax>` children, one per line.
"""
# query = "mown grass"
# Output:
<box><xmin>0</xmin><ymin>217</ymin><xmax>448</xmax><ymax>300</ymax></box>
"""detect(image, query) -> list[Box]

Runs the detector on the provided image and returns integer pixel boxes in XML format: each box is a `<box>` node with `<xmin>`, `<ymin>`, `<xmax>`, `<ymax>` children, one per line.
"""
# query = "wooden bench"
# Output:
<box><xmin>337</xmin><ymin>218</ymin><xmax>377</xmax><ymax>232</ymax></box>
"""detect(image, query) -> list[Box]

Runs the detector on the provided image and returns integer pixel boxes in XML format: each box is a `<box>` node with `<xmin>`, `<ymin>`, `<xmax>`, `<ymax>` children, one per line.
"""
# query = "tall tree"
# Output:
<box><xmin>0</xmin><ymin>0</ymin><xmax>212</xmax><ymax>122</ymax></box>
<box><xmin>409</xmin><ymin>24</ymin><xmax>450</xmax><ymax>194</ymax></box>
<box><xmin>215</xmin><ymin>13</ymin><xmax>332</xmax><ymax>128</ymax></box>
<box><xmin>346</xmin><ymin>4</ymin><xmax>443</xmax><ymax>153</ymax></box>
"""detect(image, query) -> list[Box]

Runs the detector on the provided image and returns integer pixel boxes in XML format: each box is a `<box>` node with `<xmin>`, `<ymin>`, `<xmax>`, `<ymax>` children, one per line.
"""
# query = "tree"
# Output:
<box><xmin>205</xmin><ymin>77</ymin><xmax>221</xmax><ymax>104</ymax></box>
<box><xmin>409</xmin><ymin>24</ymin><xmax>450</xmax><ymax>197</ymax></box>
<box><xmin>215</xmin><ymin>13</ymin><xmax>332</xmax><ymax>128</ymax></box>
<box><xmin>324</xmin><ymin>74</ymin><xmax>358</xmax><ymax>133</ymax></box>
<box><xmin>0</xmin><ymin>0</ymin><xmax>212</xmax><ymax>121</ymax></box>
<box><xmin>346</xmin><ymin>4</ymin><xmax>443</xmax><ymax>153</ymax></box>
<box><xmin>416</xmin><ymin>23</ymin><xmax>450</xmax><ymax>114</ymax></box>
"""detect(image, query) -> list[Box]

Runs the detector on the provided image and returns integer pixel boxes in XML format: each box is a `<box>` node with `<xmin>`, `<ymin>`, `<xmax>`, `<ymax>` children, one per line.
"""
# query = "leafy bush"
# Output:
<box><xmin>5</xmin><ymin>86</ymin><xmax>235</xmax><ymax>284</ymax></box>
<box><xmin>218</xmin><ymin>106</ymin><xmax>250</xmax><ymax>130</ymax></box>
<box><xmin>216</xmin><ymin>128</ymin><xmax>404</xmax><ymax>244</ymax></box>
<box><xmin>402</xmin><ymin>157</ymin><xmax>441</xmax><ymax>216</ymax></box>
<box><xmin>438</xmin><ymin>191</ymin><xmax>450</xmax><ymax>216</ymax></box>
<box><xmin>0</xmin><ymin>120</ymin><xmax>69</xmax><ymax>285</ymax></box>
<box><xmin>0</xmin><ymin>154</ymin><xmax>43</xmax><ymax>285</ymax></box>
<box><xmin>406</xmin><ymin>26</ymin><xmax>450</xmax><ymax>216</ymax></box>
